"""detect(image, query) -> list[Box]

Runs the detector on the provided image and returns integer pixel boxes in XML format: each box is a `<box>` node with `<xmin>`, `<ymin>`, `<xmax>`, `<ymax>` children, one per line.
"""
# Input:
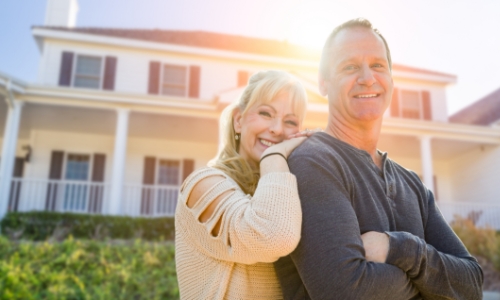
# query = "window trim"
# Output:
<box><xmin>397</xmin><ymin>89</ymin><xmax>425</xmax><ymax>120</ymax></box>
<box><xmin>71</xmin><ymin>54</ymin><xmax>105</xmax><ymax>90</ymax></box>
<box><xmin>160</xmin><ymin>63</ymin><xmax>190</xmax><ymax>97</ymax></box>
<box><xmin>62</xmin><ymin>152</ymin><xmax>93</xmax><ymax>182</ymax></box>
<box><xmin>155</xmin><ymin>158</ymin><xmax>184</xmax><ymax>187</ymax></box>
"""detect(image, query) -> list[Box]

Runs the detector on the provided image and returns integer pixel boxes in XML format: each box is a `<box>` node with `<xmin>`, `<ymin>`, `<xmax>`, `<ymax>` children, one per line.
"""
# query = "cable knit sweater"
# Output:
<box><xmin>175</xmin><ymin>167</ymin><xmax>302</xmax><ymax>300</ymax></box>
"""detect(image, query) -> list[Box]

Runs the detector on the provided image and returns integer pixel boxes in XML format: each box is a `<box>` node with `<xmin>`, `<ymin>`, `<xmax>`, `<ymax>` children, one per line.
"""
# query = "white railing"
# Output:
<box><xmin>121</xmin><ymin>183</ymin><xmax>179</xmax><ymax>217</ymax></box>
<box><xmin>8</xmin><ymin>178</ymin><xmax>110</xmax><ymax>214</ymax></box>
<box><xmin>437</xmin><ymin>201</ymin><xmax>500</xmax><ymax>229</ymax></box>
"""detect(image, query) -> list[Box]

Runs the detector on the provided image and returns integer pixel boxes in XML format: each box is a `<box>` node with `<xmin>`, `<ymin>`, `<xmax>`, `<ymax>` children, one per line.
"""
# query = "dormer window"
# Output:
<box><xmin>58</xmin><ymin>51</ymin><xmax>117</xmax><ymax>91</ymax></box>
<box><xmin>390</xmin><ymin>88</ymin><xmax>432</xmax><ymax>120</ymax></box>
<box><xmin>148</xmin><ymin>61</ymin><xmax>200</xmax><ymax>98</ymax></box>
<box><xmin>74</xmin><ymin>55</ymin><xmax>102</xmax><ymax>89</ymax></box>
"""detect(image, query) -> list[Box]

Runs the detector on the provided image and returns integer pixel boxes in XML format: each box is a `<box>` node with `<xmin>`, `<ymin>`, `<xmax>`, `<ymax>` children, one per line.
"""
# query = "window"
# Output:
<box><xmin>58</xmin><ymin>52</ymin><xmax>117</xmax><ymax>90</ymax></box>
<box><xmin>162</xmin><ymin>64</ymin><xmax>188</xmax><ymax>96</ymax></box>
<box><xmin>148</xmin><ymin>62</ymin><xmax>200</xmax><ymax>98</ymax></box>
<box><xmin>63</xmin><ymin>154</ymin><xmax>90</xmax><ymax>211</ymax></box>
<box><xmin>390</xmin><ymin>88</ymin><xmax>432</xmax><ymax>120</ymax></box>
<box><xmin>74</xmin><ymin>55</ymin><xmax>102</xmax><ymax>89</ymax></box>
<box><xmin>401</xmin><ymin>90</ymin><xmax>421</xmax><ymax>119</ymax></box>
<box><xmin>158</xmin><ymin>159</ymin><xmax>181</xmax><ymax>185</ymax></box>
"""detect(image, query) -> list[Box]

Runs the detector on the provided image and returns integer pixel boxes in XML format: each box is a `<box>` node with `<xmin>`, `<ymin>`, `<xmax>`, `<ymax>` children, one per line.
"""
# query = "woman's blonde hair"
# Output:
<box><xmin>209</xmin><ymin>70</ymin><xmax>307</xmax><ymax>195</ymax></box>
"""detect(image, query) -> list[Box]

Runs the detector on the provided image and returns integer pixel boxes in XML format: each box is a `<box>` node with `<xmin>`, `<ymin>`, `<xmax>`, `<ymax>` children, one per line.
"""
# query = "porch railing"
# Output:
<box><xmin>6</xmin><ymin>178</ymin><xmax>179</xmax><ymax>217</ymax></box>
<box><xmin>6</xmin><ymin>178</ymin><xmax>500</xmax><ymax>227</ymax></box>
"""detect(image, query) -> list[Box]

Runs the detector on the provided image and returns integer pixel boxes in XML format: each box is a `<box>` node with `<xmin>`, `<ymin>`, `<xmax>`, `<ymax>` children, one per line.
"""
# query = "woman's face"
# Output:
<box><xmin>234</xmin><ymin>91</ymin><xmax>301</xmax><ymax>167</ymax></box>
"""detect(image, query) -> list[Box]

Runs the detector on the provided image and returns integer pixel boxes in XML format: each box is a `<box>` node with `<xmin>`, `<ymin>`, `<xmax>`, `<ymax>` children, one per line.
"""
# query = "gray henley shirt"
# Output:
<box><xmin>275</xmin><ymin>132</ymin><xmax>483</xmax><ymax>300</ymax></box>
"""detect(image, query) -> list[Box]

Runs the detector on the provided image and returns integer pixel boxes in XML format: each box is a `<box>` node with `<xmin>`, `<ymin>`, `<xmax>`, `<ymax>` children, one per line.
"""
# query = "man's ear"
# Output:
<box><xmin>318</xmin><ymin>74</ymin><xmax>328</xmax><ymax>97</ymax></box>
<box><xmin>233</xmin><ymin>108</ymin><xmax>243</xmax><ymax>133</ymax></box>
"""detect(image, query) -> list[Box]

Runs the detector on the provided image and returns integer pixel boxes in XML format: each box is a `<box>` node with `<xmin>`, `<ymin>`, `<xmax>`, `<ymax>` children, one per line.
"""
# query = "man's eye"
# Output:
<box><xmin>344</xmin><ymin>65</ymin><xmax>357</xmax><ymax>71</ymax></box>
<box><xmin>372</xmin><ymin>63</ymin><xmax>383</xmax><ymax>68</ymax></box>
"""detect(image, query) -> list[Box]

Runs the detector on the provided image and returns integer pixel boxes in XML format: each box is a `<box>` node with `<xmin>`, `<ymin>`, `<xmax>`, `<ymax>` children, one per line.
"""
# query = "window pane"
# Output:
<box><xmin>158</xmin><ymin>160</ymin><xmax>180</xmax><ymax>185</ymax></box>
<box><xmin>162</xmin><ymin>64</ymin><xmax>187</xmax><ymax>96</ymax></box>
<box><xmin>74</xmin><ymin>76</ymin><xmax>100</xmax><ymax>89</ymax></box>
<box><xmin>400</xmin><ymin>90</ymin><xmax>421</xmax><ymax>119</ymax></box>
<box><xmin>65</xmin><ymin>154</ymin><xmax>90</xmax><ymax>181</ymax></box>
<box><xmin>74</xmin><ymin>55</ymin><xmax>101</xmax><ymax>89</ymax></box>
<box><xmin>76</xmin><ymin>56</ymin><xmax>102</xmax><ymax>76</ymax></box>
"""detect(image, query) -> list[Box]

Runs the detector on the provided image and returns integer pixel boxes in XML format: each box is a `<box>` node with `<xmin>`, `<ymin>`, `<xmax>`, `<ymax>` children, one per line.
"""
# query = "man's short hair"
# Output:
<box><xmin>319</xmin><ymin>18</ymin><xmax>393</xmax><ymax>79</ymax></box>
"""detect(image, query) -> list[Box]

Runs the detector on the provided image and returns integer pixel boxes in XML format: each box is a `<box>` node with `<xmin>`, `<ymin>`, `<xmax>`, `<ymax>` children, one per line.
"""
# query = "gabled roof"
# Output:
<box><xmin>450</xmin><ymin>87</ymin><xmax>500</xmax><ymax>125</ymax></box>
<box><xmin>33</xmin><ymin>26</ymin><xmax>320</xmax><ymax>60</ymax></box>
<box><xmin>33</xmin><ymin>26</ymin><xmax>456</xmax><ymax>80</ymax></box>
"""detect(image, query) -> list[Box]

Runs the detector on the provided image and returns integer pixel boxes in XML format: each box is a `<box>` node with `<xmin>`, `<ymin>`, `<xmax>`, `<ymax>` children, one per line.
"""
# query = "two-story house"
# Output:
<box><xmin>2</xmin><ymin>0</ymin><xmax>500</xmax><ymax>227</ymax></box>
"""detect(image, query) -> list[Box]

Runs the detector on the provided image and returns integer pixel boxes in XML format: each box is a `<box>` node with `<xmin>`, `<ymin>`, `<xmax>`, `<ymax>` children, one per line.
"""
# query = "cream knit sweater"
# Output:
<box><xmin>175</xmin><ymin>167</ymin><xmax>302</xmax><ymax>300</ymax></box>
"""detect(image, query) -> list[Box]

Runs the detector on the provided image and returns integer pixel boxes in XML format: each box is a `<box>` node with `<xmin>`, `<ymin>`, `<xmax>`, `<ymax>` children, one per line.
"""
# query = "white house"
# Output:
<box><xmin>1</xmin><ymin>0</ymin><xmax>500</xmax><ymax>227</ymax></box>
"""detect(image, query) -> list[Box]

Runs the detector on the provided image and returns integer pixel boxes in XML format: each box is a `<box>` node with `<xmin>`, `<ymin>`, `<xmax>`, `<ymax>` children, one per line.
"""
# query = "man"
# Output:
<box><xmin>275</xmin><ymin>18</ymin><xmax>483</xmax><ymax>299</ymax></box>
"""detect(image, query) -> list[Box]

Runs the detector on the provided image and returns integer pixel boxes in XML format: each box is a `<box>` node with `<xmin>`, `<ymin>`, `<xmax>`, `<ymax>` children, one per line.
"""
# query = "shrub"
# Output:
<box><xmin>451</xmin><ymin>215</ymin><xmax>500</xmax><ymax>271</ymax></box>
<box><xmin>0</xmin><ymin>236</ymin><xmax>179</xmax><ymax>299</ymax></box>
<box><xmin>0</xmin><ymin>212</ymin><xmax>175</xmax><ymax>242</ymax></box>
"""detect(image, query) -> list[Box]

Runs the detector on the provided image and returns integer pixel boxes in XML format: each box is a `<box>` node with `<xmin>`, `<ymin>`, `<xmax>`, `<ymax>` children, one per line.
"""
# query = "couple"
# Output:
<box><xmin>175</xmin><ymin>19</ymin><xmax>483</xmax><ymax>299</ymax></box>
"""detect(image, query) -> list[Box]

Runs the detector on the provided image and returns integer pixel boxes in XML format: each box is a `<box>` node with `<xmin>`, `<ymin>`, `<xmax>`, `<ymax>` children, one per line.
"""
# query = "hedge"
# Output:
<box><xmin>0</xmin><ymin>212</ymin><xmax>175</xmax><ymax>241</ymax></box>
<box><xmin>0</xmin><ymin>236</ymin><xmax>179</xmax><ymax>299</ymax></box>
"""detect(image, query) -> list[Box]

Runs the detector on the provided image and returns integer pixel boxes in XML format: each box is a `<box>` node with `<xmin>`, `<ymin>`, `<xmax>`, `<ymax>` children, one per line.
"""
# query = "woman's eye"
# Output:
<box><xmin>259</xmin><ymin>111</ymin><xmax>272</xmax><ymax>117</ymax></box>
<box><xmin>286</xmin><ymin>120</ymin><xmax>298</xmax><ymax>126</ymax></box>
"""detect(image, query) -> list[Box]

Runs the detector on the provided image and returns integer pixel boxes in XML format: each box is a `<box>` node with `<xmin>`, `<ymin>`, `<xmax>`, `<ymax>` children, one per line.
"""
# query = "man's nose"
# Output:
<box><xmin>357</xmin><ymin>65</ymin><xmax>376</xmax><ymax>86</ymax></box>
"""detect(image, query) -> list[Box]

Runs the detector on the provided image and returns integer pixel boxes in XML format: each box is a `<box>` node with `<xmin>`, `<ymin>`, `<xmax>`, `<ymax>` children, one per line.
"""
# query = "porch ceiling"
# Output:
<box><xmin>378</xmin><ymin>133</ymin><xmax>489</xmax><ymax>160</ymax></box>
<box><xmin>9</xmin><ymin>103</ymin><xmax>218</xmax><ymax>143</ymax></box>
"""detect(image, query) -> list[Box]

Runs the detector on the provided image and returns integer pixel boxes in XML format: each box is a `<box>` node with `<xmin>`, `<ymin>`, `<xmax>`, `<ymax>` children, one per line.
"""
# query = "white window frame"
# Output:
<box><xmin>71</xmin><ymin>54</ymin><xmax>104</xmax><ymax>90</ymax></box>
<box><xmin>155</xmin><ymin>158</ymin><xmax>183</xmax><ymax>187</ymax></box>
<box><xmin>63</xmin><ymin>153</ymin><xmax>93</xmax><ymax>182</ymax></box>
<box><xmin>160</xmin><ymin>63</ymin><xmax>190</xmax><ymax>97</ymax></box>
<box><xmin>398</xmin><ymin>89</ymin><xmax>425</xmax><ymax>120</ymax></box>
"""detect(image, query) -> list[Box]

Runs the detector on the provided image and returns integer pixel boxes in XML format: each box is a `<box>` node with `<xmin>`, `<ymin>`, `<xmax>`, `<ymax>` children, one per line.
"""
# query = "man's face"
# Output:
<box><xmin>319</xmin><ymin>27</ymin><xmax>393</xmax><ymax>124</ymax></box>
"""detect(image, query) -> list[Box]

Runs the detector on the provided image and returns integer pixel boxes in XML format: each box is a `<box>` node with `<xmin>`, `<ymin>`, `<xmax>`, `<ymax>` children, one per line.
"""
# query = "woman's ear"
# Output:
<box><xmin>233</xmin><ymin>108</ymin><xmax>243</xmax><ymax>133</ymax></box>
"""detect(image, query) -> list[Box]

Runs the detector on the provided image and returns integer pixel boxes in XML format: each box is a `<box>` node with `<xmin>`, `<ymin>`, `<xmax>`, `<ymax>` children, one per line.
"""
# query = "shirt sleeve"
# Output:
<box><xmin>287</xmin><ymin>154</ymin><xmax>420</xmax><ymax>299</ymax></box>
<box><xmin>385</xmin><ymin>188</ymin><xmax>484</xmax><ymax>300</ymax></box>
<box><xmin>177</xmin><ymin>168</ymin><xmax>302</xmax><ymax>265</ymax></box>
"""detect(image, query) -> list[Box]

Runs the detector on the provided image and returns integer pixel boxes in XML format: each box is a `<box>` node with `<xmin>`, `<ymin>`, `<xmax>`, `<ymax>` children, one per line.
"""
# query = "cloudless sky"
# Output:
<box><xmin>1</xmin><ymin>0</ymin><xmax>500</xmax><ymax>114</ymax></box>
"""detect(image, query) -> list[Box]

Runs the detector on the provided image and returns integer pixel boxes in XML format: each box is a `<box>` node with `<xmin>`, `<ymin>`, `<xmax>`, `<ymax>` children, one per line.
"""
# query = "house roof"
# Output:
<box><xmin>34</xmin><ymin>26</ymin><xmax>456</xmax><ymax>80</ymax></box>
<box><xmin>450</xmin><ymin>87</ymin><xmax>500</xmax><ymax>126</ymax></box>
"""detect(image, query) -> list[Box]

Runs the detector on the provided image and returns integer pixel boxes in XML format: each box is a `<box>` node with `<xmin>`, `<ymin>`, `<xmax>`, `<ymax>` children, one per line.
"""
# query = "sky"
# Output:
<box><xmin>1</xmin><ymin>0</ymin><xmax>500</xmax><ymax>114</ymax></box>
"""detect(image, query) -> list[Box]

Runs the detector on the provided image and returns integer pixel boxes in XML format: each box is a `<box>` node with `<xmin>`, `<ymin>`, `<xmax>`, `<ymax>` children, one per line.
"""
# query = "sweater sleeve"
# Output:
<box><xmin>177</xmin><ymin>168</ymin><xmax>302</xmax><ymax>265</ymax></box>
<box><xmin>385</xmin><ymin>189</ymin><xmax>484</xmax><ymax>300</ymax></box>
<box><xmin>285</xmin><ymin>155</ymin><xmax>420</xmax><ymax>299</ymax></box>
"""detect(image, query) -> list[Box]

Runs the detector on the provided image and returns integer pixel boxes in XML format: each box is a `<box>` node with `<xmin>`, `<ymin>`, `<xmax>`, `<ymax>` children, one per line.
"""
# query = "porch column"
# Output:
<box><xmin>0</xmin><ymin>100</ymin><xmax>23</xmax><ymax>220</ymax></box>
<box><xmin>419</xmin><ymin>135</ymin><xmax>434</xmax><ymax>192</ymax></box>
<box><xmin>108</xmin><ymin>108</ymin><xmax>130</xmax><ymax>215</ymax></box>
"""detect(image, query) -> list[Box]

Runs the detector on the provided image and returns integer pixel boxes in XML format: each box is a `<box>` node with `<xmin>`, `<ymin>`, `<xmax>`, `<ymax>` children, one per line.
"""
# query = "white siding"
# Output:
<box><xmin>449</xmin><ymin>144</ymin><xmax>500</xmax><ymax>204</ymax></box>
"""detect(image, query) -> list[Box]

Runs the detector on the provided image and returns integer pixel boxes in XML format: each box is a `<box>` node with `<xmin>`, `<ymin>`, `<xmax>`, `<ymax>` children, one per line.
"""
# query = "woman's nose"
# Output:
<box><xmin>269</xmin><ymin>119</ymin><xmax>283</xmax><ymax>135</ymax></box>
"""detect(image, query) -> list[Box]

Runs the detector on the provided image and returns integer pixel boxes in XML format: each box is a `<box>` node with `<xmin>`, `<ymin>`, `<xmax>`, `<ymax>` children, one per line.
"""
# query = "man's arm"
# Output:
<box><xmin>383</xmin><ymin>189</ymin><xmax>483</xmax><ymax>300</ymax></box>
<box><xmin>288</xmin><ymin>155</ymin><xmax>419</xmax><ymax>299</ymax></box>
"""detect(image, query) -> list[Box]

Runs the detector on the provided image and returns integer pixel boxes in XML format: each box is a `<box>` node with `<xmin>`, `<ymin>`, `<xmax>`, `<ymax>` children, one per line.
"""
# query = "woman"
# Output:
<box><xmin>175</xmin><ymin>70</ymin><xmax>310</xmax><ymax>299</ymax></box>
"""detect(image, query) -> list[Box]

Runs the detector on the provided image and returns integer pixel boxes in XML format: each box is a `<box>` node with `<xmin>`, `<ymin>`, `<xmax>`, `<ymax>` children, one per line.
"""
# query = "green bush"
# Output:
<box><xmin>0</xmin><ymin>236</ymin><xmax>179</xmax><ymax>299</ymax></box>
<box><xmin>0</xmin><ymin>212</ymin><xmax>175</xmax><ymax>241</ymax></box>
<box><xmin>451</xmin><ymin>215</ymin><xmax>500</xmax><ymax>271</ymax></box>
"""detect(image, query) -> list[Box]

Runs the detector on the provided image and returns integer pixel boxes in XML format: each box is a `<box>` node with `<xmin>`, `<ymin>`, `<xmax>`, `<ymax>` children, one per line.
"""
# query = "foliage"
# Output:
<box><xmin>451</xmin><ymin>215</ymin><xmax>500</xmax><ymax>271</ymax></box>
<box><xmin>0</xmin><ymin>212</ymin><xmax>175</xmax><ymax>241</ymax></box>
<box><xmin>0</xmin><ymin>236</ymin><xmax>179</xmax><ymax>299</ymax></box>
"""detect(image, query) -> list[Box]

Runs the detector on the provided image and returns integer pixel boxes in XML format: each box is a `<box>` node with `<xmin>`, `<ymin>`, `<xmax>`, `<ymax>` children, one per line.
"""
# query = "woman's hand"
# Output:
<box><xmin>287</xmin><ymin>127</ymin><xmax>322</xmax><ymax>139</ymax></box>
<box><xmin>361</xmin><ymin>231</ymin><xmax>389</xmax><ymax>263</ymax></box>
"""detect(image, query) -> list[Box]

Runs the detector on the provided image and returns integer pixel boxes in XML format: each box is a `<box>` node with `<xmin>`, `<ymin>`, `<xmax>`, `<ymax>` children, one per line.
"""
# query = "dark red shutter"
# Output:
<box><xmin>59</xmin><ymin>52</ymin><xmax>74</xmax><ymax>86</ymax></box>
<box><xmin>390</xmin><ymin>87</ymin><xmax>399</xmax><ymax>117</ymax></box>
<box><xmin>141</xmin><ymin>156</ymin><xmax>156</xmax><ymax>215</ymax></box>
<box><xmin>46</xmin><ymin>151</ymin><xmax>64</xmax><ymax>211</ymax></box>
<box><xmin>422</xmin><ymin>91</ymin><xmax>432</xmax><ymax>120</ymax></box>
<box><xmin>182</xmin><ymin>159</ymin><xmax>195</xmax><ymax>182</ymax></box>
<box><xmin>89</xmin><ymin>154</ymin><xmax>106</xmax><ymax>213</ymax></box>
<box><xmin>103</xmin><ymin>56</ymin><xmax>117</xmax><ymax>91</ymax></box>
<box><xmin>188</xmin><ymin>66</ymin><xmax>200</xmax><ymax>98</ymax></box>
<box><xmin>237</xmin><ymin>71</ymin><xmax>249</xmax><ymax>87</ymax></box>
<box><xmin>148</xmin><ymin>61</ymin><xmax>160</xmax><ymax>94</ymax></box>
